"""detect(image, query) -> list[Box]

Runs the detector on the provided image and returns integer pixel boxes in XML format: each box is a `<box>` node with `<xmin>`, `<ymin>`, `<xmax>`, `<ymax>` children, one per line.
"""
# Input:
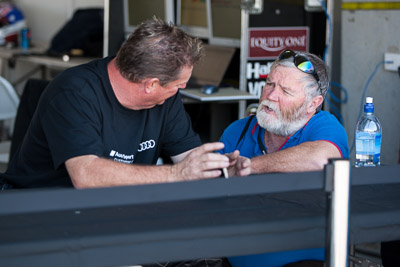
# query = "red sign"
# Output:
<box><xmin>248</xmin><ymin>27</ymin><xmax>309</xmax><ymax>60</ymax></box>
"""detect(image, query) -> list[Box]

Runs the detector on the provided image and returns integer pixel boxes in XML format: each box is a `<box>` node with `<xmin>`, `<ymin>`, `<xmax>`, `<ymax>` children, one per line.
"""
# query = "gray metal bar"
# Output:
<box><xmin>326</xmin><ymin>159</ymin><xmax>351</xmax><ymax>267</ymax></box>
<box><xmin>239</xmin><ymin>8</ymin><xmax>249</xmax><ymax>119</ymax></box>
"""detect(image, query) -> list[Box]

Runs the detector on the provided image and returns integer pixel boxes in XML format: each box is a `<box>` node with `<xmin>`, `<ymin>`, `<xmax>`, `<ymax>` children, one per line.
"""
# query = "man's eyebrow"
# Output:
<box><xmin>280</xmin><ymin>83</ymin><xmax>295</xmax><ymax>94</ymax></box>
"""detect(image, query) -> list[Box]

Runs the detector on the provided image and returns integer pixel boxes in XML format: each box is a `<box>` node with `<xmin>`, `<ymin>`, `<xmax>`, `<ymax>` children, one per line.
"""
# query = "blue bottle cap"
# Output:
<box><xmin>364</xmin><ymin>97</ymin><xmax>374</xmax><ymax>113</ymax></box>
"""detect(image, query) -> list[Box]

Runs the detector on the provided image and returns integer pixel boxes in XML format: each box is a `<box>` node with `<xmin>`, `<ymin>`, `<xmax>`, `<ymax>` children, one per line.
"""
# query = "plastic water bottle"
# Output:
<box><xmin>355</xmin><ymin>97</ymin><xmax>382</xmax><ymax>167</ymax></box>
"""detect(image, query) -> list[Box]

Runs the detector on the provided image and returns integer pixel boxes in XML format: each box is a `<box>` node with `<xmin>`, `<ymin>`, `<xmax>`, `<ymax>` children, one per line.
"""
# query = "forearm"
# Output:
<box><xmin>251</xmin><ymin>141</ymin><xmax>342</xmax><ymax>174</ymax></box>
<box><xmin>66</xmin><ymin>143</ymin><xmax>232</xmax><ymax>189</ymax></box>
<box><xmin>66</xmin><ymin>155</ymin><xmax>180</xmax><ymax>189</ymax></box>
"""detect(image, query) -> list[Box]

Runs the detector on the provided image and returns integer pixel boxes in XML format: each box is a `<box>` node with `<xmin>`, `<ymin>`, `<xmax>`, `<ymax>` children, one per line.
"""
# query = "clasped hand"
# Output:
<box><xmin>175</xmin><ymin>142</ymin><xmax>251</xmax><ymax>181</ymax></box>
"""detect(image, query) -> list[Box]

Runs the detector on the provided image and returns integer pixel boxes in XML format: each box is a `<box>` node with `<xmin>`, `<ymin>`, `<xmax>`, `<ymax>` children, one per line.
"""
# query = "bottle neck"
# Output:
<box><xmin>364</xmin><ymin>103</ymin><xmax>374</xmax><ymax>113</ymax></box>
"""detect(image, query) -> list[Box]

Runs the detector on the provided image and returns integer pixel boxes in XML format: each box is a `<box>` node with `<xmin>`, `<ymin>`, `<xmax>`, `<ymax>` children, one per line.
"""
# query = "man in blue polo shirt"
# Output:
<box><xmin>219</xmin><ymin>50</ymin><xmax>349</xmax><ymax>267</ymax></box>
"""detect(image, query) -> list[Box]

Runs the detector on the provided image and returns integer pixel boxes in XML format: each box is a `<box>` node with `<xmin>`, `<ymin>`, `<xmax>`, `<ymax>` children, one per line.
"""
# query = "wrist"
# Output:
<box><xmin>168</xmin><ymin>164</ymin><xmax>182</xmax><ymax>182</ymax></box>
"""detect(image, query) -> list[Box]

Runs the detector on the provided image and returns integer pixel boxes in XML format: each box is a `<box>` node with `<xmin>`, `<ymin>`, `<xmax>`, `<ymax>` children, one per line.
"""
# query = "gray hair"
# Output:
<box><xmin>271</xmin><ymin>51</ymin><xmax>329</xmax><ymax>103</ymax></box>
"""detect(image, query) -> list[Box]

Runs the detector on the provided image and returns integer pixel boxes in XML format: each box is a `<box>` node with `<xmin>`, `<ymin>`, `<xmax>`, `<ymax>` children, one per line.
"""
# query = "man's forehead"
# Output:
<box><xmin>269</xmin><ymin>66</ymin><xmax>306</xmax><ymax>86</ymax></box>
<box><xmin>270</xmin><ymin>65</ymin><xmax>304</xmax><ymax>77</ymax></box>
<box><xmin>267</xmin><ymin>66</ymin><xmax>305</xmax><ymax>94</ymax></box>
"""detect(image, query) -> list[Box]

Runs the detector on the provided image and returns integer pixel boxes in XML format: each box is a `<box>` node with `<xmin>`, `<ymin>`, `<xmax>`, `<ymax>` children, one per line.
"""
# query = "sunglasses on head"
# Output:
<box><xmin>278</xmin><ymin>49</ymin><xmax>321</xmax><ymax>93</ymax></box>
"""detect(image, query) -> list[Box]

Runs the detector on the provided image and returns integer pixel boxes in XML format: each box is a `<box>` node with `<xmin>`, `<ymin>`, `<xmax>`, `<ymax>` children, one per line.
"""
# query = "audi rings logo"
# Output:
<box><xmin>138</xmin><ymin>139</ymin><xmax>155</xmax><ymax>152</ymax></box>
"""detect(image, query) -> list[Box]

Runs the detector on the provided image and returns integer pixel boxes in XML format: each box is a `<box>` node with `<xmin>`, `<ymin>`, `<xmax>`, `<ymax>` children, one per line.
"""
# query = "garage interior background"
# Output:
<box><xmin>7</xmin><ymin>0</ymin><xmax>400</xmax><ymax>165</ymax></box>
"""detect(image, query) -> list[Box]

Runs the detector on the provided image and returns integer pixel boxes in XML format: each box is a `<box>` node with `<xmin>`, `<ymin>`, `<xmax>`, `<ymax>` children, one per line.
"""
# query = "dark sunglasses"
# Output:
<box><xmin>278</xmin><ymin>49</ymin><xmax>321</xmax><ymax>93</ymax></box>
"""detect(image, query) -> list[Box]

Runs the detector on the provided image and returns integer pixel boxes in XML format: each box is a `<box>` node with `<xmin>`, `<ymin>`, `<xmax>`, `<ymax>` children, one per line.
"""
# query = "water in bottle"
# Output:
<box><xmin>355</xmin><ymin>97</ymin><xmax>382</xmax><ymax>167</ymax></box>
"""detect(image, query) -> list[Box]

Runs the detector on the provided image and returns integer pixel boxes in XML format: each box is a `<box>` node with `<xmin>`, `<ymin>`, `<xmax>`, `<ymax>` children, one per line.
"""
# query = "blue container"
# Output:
<box><xmin>20</xmin><ymin>28</ymin><xmax>30</xmax><ymax>51</ymax></box>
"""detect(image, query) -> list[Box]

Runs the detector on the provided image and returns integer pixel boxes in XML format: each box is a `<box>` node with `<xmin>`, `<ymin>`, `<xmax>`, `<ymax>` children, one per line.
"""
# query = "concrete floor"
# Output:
<box><xmin>353</xmin><ymin>243</ymin><xmax>382</xmax><ymax>266</ymax></box>
<box><xmin>0</xmin><ymin>140</ymin><xmax>10</xmax><ymax>173</ymax></box>
<box><xmin>0</xmin><ymin>162</ymin><xmax>7</xmax><ymax>173</ymax></box>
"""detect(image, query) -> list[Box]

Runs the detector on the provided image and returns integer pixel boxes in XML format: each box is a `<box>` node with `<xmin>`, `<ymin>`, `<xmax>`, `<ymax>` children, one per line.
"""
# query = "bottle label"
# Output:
<box><xmin>355</xmin><ymin>132</ymin><xmax>381</xmax><ymax>166</ymax></box>
<box><xmin>355</xmin><ymin>132</ymin><xmax>375</xmax><ymax>155</ymax></box>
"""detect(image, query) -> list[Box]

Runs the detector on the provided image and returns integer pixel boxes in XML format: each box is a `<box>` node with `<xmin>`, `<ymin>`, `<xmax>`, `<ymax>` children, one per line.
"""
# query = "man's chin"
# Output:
<box><xmin>267</xmin><ymin>118</ymin><xmax>308</xmax><ymax>136</ymax></box>
<box><xmin>257</xmin><ymin>113</ymin><xmax>276</xmax><ymax>126</ymax></box>
<box><xmin>258</xmin><ymin>115</ymin><xmax>297</xmax><ymax>136</ymax></box>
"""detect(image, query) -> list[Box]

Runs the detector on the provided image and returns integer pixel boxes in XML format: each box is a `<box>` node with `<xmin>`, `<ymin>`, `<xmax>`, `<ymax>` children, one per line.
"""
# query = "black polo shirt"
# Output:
<box><xmin>5</xmin><ymin>57</ymin><xmax>201</xmax><ymax>188</ymax></box>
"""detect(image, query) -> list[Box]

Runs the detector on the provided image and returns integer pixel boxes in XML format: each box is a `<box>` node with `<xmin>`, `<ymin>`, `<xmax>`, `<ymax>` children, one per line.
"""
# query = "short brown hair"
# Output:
<box><xmin>115</xmin><ymin>17</ymin><xmax>203</xmax><ymax>86</ymax></box>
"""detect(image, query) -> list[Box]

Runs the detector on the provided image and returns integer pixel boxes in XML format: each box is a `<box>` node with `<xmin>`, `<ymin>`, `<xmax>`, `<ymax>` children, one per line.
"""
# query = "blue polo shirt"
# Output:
<box><xmin>219</xmin><ymin>110</ymin><xmax>349</xmax><ymax>267</ymax></box>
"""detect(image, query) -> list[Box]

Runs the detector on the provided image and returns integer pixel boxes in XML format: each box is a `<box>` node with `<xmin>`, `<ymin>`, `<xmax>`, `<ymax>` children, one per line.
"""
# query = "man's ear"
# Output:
<box><xmin>143</xmin><ymin>78</ymin><xmax>160</xmax><ymax>94</ymax></box>
<box><xmin>307</xmin><ymin>95</ymin><xmax>324</xmax><ymax>113</ymax></box>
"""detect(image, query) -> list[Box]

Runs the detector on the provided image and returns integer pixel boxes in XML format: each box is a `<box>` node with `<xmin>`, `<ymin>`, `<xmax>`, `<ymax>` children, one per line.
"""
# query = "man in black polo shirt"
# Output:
<box><xmin>3</xmin><ymin>17</ymin><xmax>250</xmax><ymax>189</ymax></box>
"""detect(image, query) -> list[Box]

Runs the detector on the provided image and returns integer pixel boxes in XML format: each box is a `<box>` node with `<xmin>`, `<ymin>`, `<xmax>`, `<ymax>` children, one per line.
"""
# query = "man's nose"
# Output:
<box><xmin>265</xmin><ymin>87</ymin><xmax>279</xmax><ymax>102</ymax></box>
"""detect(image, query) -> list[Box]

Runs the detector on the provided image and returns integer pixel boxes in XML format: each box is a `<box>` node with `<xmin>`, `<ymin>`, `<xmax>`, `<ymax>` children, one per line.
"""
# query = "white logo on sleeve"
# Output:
<box><xmin>138</xmin><ymin>139</ymin><xmax>155</xmax><ymax>152</ymax></box>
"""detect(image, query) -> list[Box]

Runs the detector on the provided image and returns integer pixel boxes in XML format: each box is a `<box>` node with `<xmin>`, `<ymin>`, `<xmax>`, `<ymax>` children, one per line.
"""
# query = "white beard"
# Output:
<box><xmin>256</xmin><ymin>99</ymin><xmax>309</xmax><ymax>136</ymax></box>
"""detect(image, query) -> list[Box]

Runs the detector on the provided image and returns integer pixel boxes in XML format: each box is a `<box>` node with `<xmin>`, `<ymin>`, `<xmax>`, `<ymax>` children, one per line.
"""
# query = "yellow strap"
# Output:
<box><xmin>342</xmin><ymin>2</ymin><xmax>400</xmax><ymax>10</ymax></box>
